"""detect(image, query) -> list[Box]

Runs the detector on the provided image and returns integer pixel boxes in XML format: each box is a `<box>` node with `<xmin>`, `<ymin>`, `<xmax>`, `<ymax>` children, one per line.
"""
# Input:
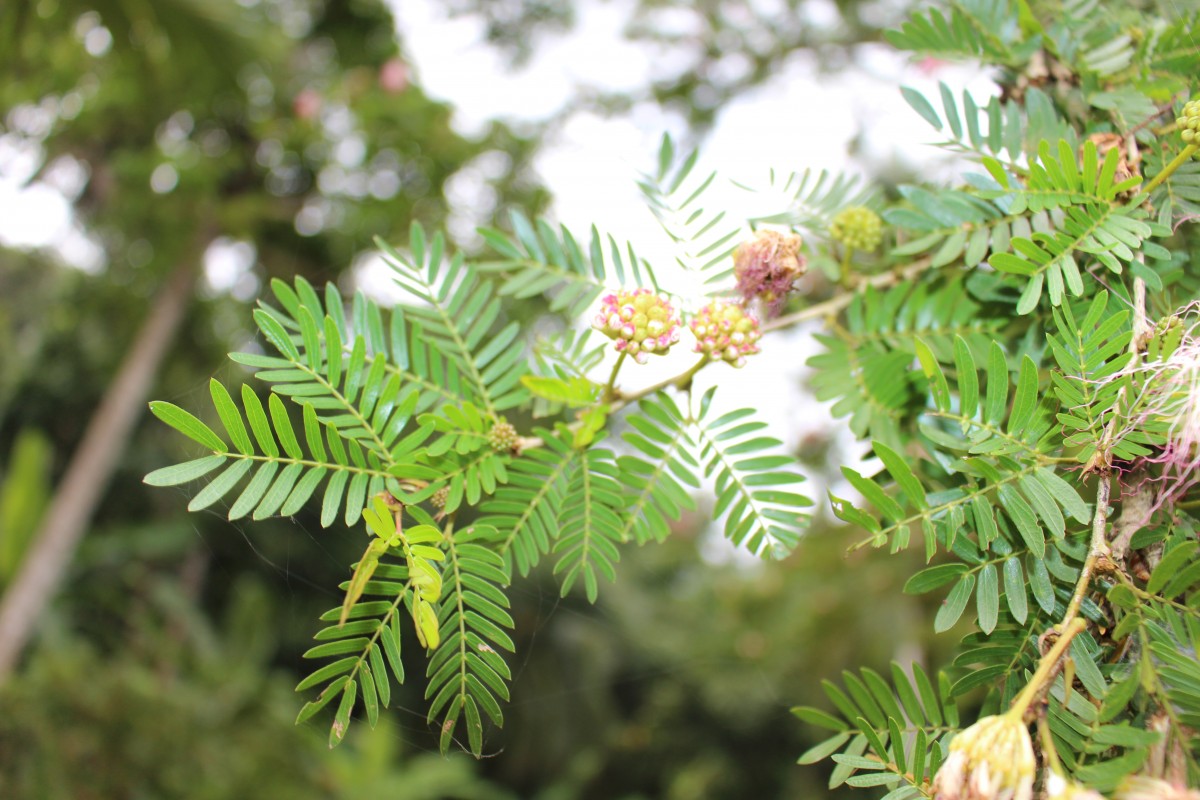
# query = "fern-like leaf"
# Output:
<box><xmin>638</xmin><ymin>133</ymin><xmax>746</xmax><ymax>284</ymax></box>
<box><xmin>376</xmin><ymin>224</ymin><xmax>531</xmax><ymax>414</ymax></box>
<box><xmin>147</xmin><ymin>380</ymin><xmax>408</xmax><ymax>527</ymax></box>
<box><xmin>793</xmin><ymin>662</ymin><xmax>962</xmax><ymax>794</ymax></box>
<box><xmin>885</xmin><ymin>1</ymin><xmax>1026</xmax><ymax>65</ymax></box>
<box><xmin>552</xmin><ymin>446</ymin><xmax>624</xmax><ymax>602</ymax></box>
<box><xmin>617</xmin><ymin>393</ymin><xmax>700</xmax><ymax>545</ymax></box>
<box><xmin>692</xmin><ymin>387</ymin><xmax>811</xmax><ymax>559</ymax></box>
<box><xmin>477</xmin><ymin>211</ymin><xmax>659</xmax><ymax>318</ymax></box>
<box><xmin>294</xmin><ymin>557</ymin><xmax>412</xmax><ymax>747</ymax></box>
<box><xmin>426</xmin><ymin>523</ymin><xmax>515</xmax><ymax>756</ymax></box>
<box><xmin>478</xmin><ymin>427</ymin><xmax>578</xmax><ymax>578</ymax></box>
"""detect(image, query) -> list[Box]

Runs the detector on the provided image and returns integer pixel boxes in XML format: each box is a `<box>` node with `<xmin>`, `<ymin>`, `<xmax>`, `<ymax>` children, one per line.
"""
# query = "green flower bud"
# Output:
<box><xmin>830</xmin><ymin>206</ymin><xmax>884</xmax><ymax>252</ymax></box>
<box><xmin>487</xmin><ymin>420</ymin><xmax>519</xmax><ymax>452</ymax></box>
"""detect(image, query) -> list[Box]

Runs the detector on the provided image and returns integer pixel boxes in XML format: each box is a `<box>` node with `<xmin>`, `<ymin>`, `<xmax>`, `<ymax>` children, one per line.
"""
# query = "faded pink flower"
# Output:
<box><xmin>733</xmin><ymin>230</ymin><xmax>805</xmax><ymax>315</ymax></box>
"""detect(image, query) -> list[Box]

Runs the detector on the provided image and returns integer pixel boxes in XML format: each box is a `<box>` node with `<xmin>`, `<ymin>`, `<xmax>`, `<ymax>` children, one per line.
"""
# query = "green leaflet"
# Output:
<box><xmin>148</xmin><ymin>381</ymin><xmax>392</xmax><ymax>527</ymax></box>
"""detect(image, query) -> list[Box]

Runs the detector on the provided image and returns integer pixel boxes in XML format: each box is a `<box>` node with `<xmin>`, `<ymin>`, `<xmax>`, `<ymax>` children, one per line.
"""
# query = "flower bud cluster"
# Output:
<box><xmin>430</xmin><ymin>486</ymin><xmax>449</xmax><ymax>510</ymax></box>
<box><xmin>689</xmin><ymin>301</ymin><xmax>762</xmax><ymax>367</ymax></box>
<box><xmin>592</xmin><ymin>288</ymin><xmax>682</xmax><ymax>363</ymax></box>
<box><xmin>1178</xmin><ymin>99</ymin><xmax>1200</xmax><ymax>146</ymax></box>
<box><xmin>487</xmin><ymin>420</ymin><xmax>519</xmax><ymax>451</ymax></box>
<box><xmin>733</xmin><ymin>230</ymin><xmax>805</xmax><ymax>315</ymax></box>
<box><xmin>830</xmin><ymin>206</ymin><xmax>884</xmax><ymax>251</ymax></box>
<box><xmin>931</xmin><ymin>713</ymin><xmax>1035</xmax><ymax>800</ymax></box>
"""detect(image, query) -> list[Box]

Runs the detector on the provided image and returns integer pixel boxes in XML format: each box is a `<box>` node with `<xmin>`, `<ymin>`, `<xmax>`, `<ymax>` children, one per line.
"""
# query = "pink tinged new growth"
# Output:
<box><xmin>688</xmin><ymin>300</ymin><xmax>762</xmax><ymax>368</ymax></box>
<box><xmin>1110</xmin><ymin>307</ymin><xmax>1200</xmax><ymax>503</ymax></box>
<box><xmin>592</xmin><ymin>288</ymin><xmax>682</xmax><ymax>364</ymax></box>
<box><xmin>732</xmin><ymin>230</ymin><xmax>806</xmax><ymax>316</ymax></box>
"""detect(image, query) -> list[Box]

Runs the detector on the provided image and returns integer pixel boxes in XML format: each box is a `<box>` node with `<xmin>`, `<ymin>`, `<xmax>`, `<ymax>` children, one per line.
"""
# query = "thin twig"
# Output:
<box><xmin>764</xmin><ymin>257</ymin><xmax>934</xmax><ymax>332</ymax></box>
<box><xmin>1061</xmin><ymin>475</ymin><xmax>1111</xmax><ymax>631</ymax></box>
<box><xmin>517</xmin><ymin>256</ymin><xmax>937</xmax><ymax>454</ymax></box>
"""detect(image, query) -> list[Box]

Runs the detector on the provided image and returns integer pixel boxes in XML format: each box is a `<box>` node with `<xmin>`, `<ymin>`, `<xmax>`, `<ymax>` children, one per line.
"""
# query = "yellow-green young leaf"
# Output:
<box><xmin>573</xmin><ymin>404</ymin><xmax>610</xmax><ymax>449</ymax></box>
<box><xmin>414</xmin><ymin>599</ymin><xmax>440</xmax><ymax>650</ymax></box>
<box><xmin>340</xmin><ymin>538</ymin><xmax>388</xmax><ymax>626</ymax></box>
<box><xmin>982</xmin><ymin>157</ymin><xmax>1009</xmax><ymax>187</ymax></box>
<box><xmin>409</xmin><ymin>559</ymin><xmax>442</xmax><ymax>603</ymax></box>
<box><xmin>362</xmin><ymin>498</ymin><xmax>395</xmax><ymax>542</ymax></box>
<box><xmin>521</xmin><ymin>375</ymin><xmax>600</xmax><ymax>407</ymax></box>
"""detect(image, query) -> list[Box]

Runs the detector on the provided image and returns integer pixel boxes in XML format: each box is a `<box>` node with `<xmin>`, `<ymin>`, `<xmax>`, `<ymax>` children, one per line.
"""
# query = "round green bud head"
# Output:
<box><xmin>487</xmin><ymin>420</ymin><xmax>519</xmax><ymax>451</ymax></box>
<box><xmin>829</xmin><ymin>206</ymin><xmax>884</xmax><ymax>252</ymax></box>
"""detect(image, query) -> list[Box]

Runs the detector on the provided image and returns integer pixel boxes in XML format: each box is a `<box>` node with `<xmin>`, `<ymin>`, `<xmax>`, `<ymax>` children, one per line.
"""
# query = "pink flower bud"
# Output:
<box><xmin>688</xmin><ymin>301</ymin><xmax>763</xmax><ymax>366</ymax></box>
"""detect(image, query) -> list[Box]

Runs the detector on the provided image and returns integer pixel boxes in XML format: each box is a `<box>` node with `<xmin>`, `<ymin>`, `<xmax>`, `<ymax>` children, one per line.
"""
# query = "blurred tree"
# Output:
<box><xmin>0</xmin><ymin>0</ymin><xmax>546</xmax><ymax>674</ymax></box>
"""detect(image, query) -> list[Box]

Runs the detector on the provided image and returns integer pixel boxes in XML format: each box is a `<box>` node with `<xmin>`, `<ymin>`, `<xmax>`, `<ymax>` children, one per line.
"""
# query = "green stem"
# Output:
<box><xmin>1008</xmin><ymin>617</ymin><xmax>1086</xmax><ymax>720</ymax></box>
<box><xmin>1138</xmin><ymin>144</ymin><xmax>1199</xmax><ymax>197</ymax></box>
<box><xmin>839</xmin><ymin>246</ymin><xmax>854</xmax><ymax>288</ymax></box>
<box><xmin>1037</xmin><ymin>716</ymin><xmax>1063</xmax><ymax>773</ymax></box>
<box><xmin>763</xmin><ymin>255</ymin><xmax>935</xmax><ymax>332</ymax></box>
<box><xmin>603</xmin><ymin>351</ymin><xmax>628</xmax><ymax>402</ymax></box>
<box><xmin>670</xmin><ymin>355</ymin><xmax>710</xmax><ymax>393</ymax></box>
